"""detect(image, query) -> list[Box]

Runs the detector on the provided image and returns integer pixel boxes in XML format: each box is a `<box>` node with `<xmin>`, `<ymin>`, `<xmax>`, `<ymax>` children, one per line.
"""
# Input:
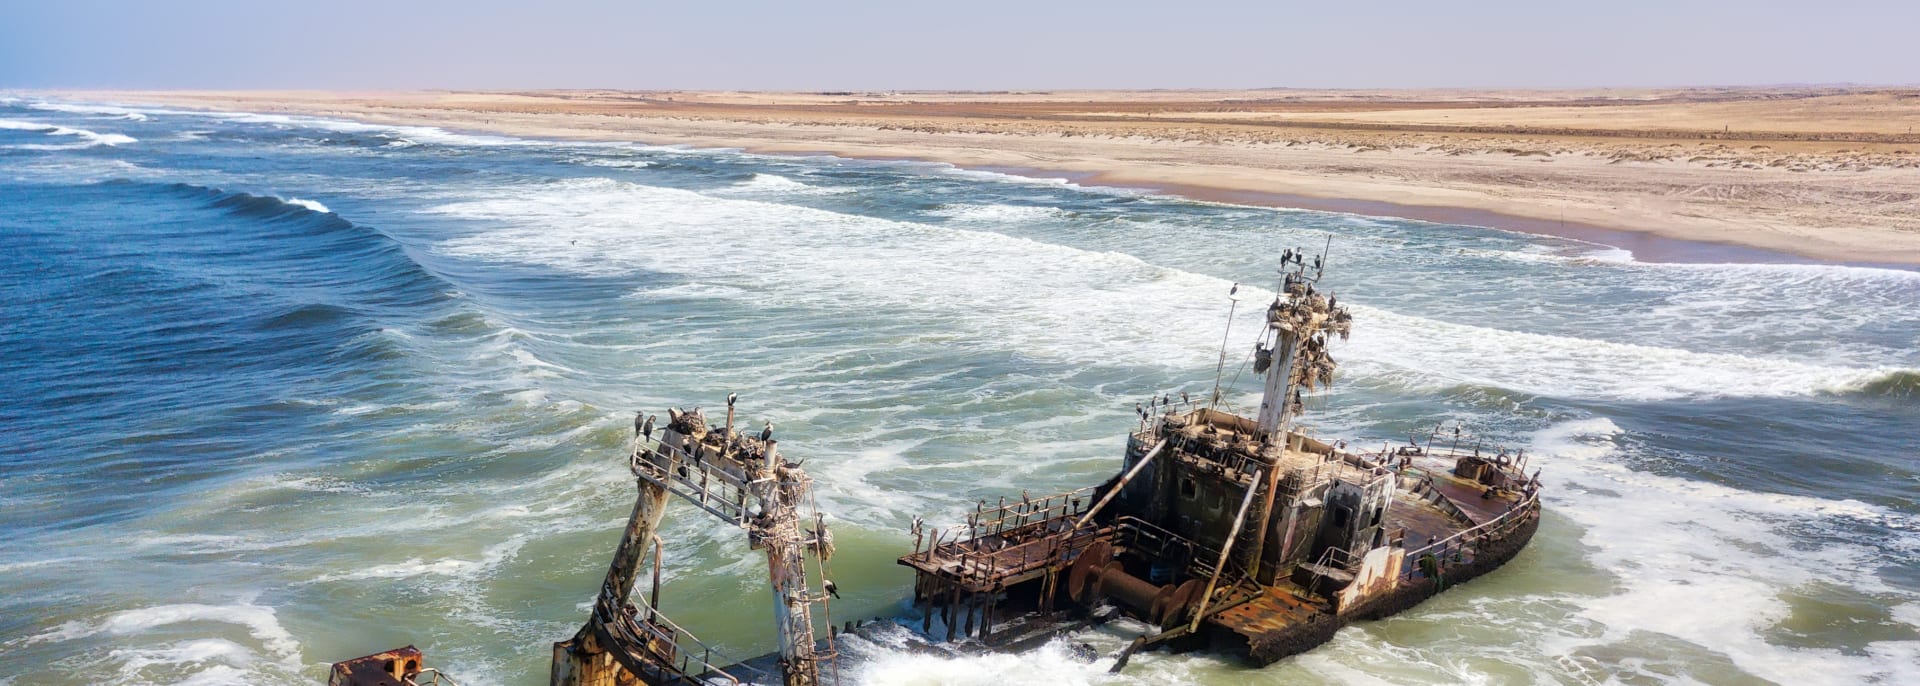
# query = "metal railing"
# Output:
<box><xmin>402</xmin><ymin>669</ymin><xmax>458</xmax><ymax>686</ymax></box>
<box><xmin>630</xmin><ymin>437</ymin><xmax>767</xmax><ymax>527</ymax></box>
<box><xmin>1401</xmin><ymin>488</ymin><xmax>1540</xmax><ymax>579</ymax></box>
<box><xmin>595</xmin><ymin>578</ymin><xmax>765</xmax><ymax>685</ymax></box>
<box><xmin>903</xmin><ymin>486</ymin><xmax>1104</xmax><ymax>586</ymax></box>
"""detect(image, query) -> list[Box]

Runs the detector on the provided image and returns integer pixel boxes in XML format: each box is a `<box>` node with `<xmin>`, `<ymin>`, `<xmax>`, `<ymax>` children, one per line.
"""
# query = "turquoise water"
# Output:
<box><xmin>2</xmin><ymin>98</ymin><xmax>1917</xmax><ymax>685</ymax></box>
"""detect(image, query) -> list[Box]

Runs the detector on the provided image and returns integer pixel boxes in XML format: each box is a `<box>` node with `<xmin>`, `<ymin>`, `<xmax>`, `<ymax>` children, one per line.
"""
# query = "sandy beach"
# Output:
<box><xmin>47</xmin><ymin>87</ymin><xmax>1920</xmax><ymax>264</ymax></box>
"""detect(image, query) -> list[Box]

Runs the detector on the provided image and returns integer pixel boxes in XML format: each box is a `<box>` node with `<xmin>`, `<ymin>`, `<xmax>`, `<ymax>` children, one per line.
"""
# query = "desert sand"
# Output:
<box><xmin>49</xmin><ymin>87</ymin><xmax>1920</xmax><ymax>264</ymax></box>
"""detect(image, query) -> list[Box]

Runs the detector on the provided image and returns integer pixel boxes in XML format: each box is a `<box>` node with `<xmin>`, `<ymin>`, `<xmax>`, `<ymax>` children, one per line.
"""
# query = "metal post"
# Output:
<box><xmin>1068</xmin><ymin>439</ymin><xmax>1168</xmax><ymax>533</ymax></box>
<box><xmin>1189</xmin><ymin>467</ymin><xmax>1265</xmax><ymax>633</ymax></box>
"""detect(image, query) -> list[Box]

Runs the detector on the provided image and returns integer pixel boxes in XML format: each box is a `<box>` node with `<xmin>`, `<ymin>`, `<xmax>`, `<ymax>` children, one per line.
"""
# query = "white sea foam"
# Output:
<box><xmin>929</xmin><ymin>203</ymin><xmax>1068</xmax><ymax>223</ymax></box>
<box><xmin>24</xmin><ymin>602</ymin><xmax>302</xmax><ymax>664</ymax></box>
<box><xmin>430</xmin><ymin>177</ymin><xmax>1245</xmax><ymax>371</ymax></box>
<box><xmin>29</xmin><ymin>101</ymin><xmax>154</xmax><ymax>120</ymax></box>
<box><xmin>426</xmin><ymin>176</ymin><xmax>1905</xmax><ymax>404</ymax></box>
<box><xmin>720</xmin><ymin>172</ymin><xmax>850</xmax><ymax>195</ymax></box>
<box><xmin>851</xmin><ymin>635</ymin><xmax>1126</xmax><ymax>685</ymax></box>
<box><xmin>1527</xmin><ymin>418</ymin><xmax>1920</xmax><ymax>684</ymax></box>
<box><xmin>283</xmin><ymin>197</ymin><xmax>330</xmax><ymax>213</ymax></box>
<box><xmin>210</xmin><ymin>111</ymin><xmax>522</xmax><ymax>147</ymax></box>
<box><xmin>1344</xmin><ymin>303</ymin><xmax>1905</xmax><ymax>401</ymax></box>
<box><xmin>0</xmin><ymin>118</ymin><xmax>137</xmax><ymax>147</ymax></box>
<box><xmin>108</xmin><ymin>638</ymin><xmax>255</xmax><ymax>678</ymax></box>
<box><xmin>578</xmin><ymin>157</ymin><xmax>654</xmax><ymax>169</ymax></box>
<box><xmin>935</xmin><ymin>165</ymin><xmax>1141</xmax><ymax>196</ymax></box>
<box><xmin>309</xmin><ymin>537</ymin><xmax>522</xmax><ymax>583</ymax></box>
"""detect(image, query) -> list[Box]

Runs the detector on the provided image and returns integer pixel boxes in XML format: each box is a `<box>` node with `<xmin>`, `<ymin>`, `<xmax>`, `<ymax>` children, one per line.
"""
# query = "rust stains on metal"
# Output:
<box><xmin>897</xmin><ymin>250</ymin><xmax>1546</xmax><ymax>669</ymax></box>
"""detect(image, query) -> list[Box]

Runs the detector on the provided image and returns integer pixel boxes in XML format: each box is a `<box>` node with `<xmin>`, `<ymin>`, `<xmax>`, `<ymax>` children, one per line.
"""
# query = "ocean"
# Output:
<box><xmin>1</xmin><ymin>98</ymin><xmax>1916</xmax><ymax>686</ymax></box>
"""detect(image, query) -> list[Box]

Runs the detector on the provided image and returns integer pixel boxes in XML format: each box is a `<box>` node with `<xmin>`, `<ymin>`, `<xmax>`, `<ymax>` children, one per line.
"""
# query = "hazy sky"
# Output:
<box><xmin>3</xmin><ymin>0</ymin><xmax>1916</xmax><ymax>90</ymax></box>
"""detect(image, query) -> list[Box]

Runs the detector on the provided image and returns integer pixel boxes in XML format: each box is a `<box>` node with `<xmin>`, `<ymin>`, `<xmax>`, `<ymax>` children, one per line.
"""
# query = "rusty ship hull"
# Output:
<box><xmin>898</xmin><ymin>255</ymin><xmax>1545</xmax><ymax>669</ymax></box>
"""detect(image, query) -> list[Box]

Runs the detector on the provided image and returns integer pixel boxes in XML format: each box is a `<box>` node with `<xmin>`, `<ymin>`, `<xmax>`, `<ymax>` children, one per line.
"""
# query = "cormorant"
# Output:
<box><xmin>727</xmin><ymin>393</ymin><xmax>738</xmax><ymax>407</ymax></box>
<box><xmin>634</xmin><ymin>411</ymin><xmax>645</xmax><ymax>436</ymax></box>
<box><xmin>642</xmin><ymin>414</ymin><xmax>656</xmax><ymax>440</ymax></box>
<box><xmin>760</xmin><ymin>420</ymin><xmax>774</xmax><ymax>443</ymax></box>
<box><xmin>823</xmin><ymin>579</ymin><xmax>841</xmax><ymax>599</ymax></box>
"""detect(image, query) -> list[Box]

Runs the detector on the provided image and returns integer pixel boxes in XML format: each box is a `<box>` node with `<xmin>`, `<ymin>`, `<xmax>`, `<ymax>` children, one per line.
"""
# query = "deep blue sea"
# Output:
<box><xmin>2</xmin><ymin>98</ymin><xmax>1917</xmax><ymax>685</ymax></box>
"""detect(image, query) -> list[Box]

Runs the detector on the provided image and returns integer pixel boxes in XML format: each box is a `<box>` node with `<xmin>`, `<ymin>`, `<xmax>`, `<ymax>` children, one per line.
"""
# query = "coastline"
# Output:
<box><xmin>975</xmin><ymin>165</ymin><xmax>1836</xmax><ymax>266</ymax></box>
<box><xmin>27</xmin><ymin>89</ymin><xmax>1920</xmax><ymax>267</ymax></box>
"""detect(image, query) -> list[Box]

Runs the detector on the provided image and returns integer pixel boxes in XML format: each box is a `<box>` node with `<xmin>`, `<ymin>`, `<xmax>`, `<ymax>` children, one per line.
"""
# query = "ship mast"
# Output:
<box><xmin>1245</xmin><ymin>244</ymin><xmax>1350</xmax><ymax>580</ymax></box>
<box><xmin>554</xmin><ymin>401</ymin><xmax>837</xmax><ymax>686</ymax></box>
<box><xmin>751</xmin><ymin>440</ymin><xmax>831</xmax><ymax>686</ymax></box>
<box><xmin>1254</xmin><ymin>245</ymin><xmax>1346</xmax><ymax>442</ymax></box>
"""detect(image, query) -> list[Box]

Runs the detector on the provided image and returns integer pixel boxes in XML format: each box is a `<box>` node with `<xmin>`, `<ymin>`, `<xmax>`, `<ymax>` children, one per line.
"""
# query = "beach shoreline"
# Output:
<box><xmin>28</xmin><ymin>88</ymin><xmax>1920</xmax><ymax>266</ymax></box>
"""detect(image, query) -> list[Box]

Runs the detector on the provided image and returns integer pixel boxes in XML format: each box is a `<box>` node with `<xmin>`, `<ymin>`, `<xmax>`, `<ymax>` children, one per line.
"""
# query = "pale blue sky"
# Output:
<box><xmin>3</xmin><ymin>0</ymin><xmax>1916</xmax><ymax>90</ymax></box>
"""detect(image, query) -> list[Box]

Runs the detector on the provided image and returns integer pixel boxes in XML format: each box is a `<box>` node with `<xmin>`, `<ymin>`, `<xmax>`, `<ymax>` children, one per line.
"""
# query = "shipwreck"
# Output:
<box><xmin>898</xmin><ymin>252</ymin><xmax>1543</xmax><ymax>668</ymax></box>
<box><xmin>329</xmin><ymin>251</ymin><xmax>1543</xmax><ymax>685</ymax></box>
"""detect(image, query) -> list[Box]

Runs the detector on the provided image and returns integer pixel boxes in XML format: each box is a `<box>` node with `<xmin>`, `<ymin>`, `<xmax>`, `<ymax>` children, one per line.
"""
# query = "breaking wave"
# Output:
<box><xmin>0</xmin><ymin>119</ymin><xmax>137</xmax><ymax>147</ymax></box>
<box><xmin>929</xmin><ymin>202</ymin><xmax>1069</xmax><ymax>223</ymax></box>
<box><xmin>722</xmin><ymin>172</ymin><xmax>850</xmax><ymax>195</ymax></box>
<box><xmin>1843</xmin><ymin>369</ymin><xmax>1920</xmax><ymax>400</ymax></box>
<box><xmin>429</xmin><ymin>176</ymin><xmax>1903</xmax><ymax>403</ymax></box>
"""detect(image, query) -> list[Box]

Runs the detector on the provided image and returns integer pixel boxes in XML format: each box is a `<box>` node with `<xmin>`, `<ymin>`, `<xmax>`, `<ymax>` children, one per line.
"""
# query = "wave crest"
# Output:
<box><xmin>0</xmin><ymin>118</ymin><xmax>137</xmax><ymax>147</ymax></box>
<box><xmin>1839</xmin><ymin>370</ymin><xmax>1920</xmax><ymax>400</ymax></box>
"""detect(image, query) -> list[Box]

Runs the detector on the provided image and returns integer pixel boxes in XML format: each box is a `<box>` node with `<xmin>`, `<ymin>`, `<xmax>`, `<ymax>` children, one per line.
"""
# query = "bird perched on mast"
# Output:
<box><xmin>760</xmin><ymin>420</ymin><xmax>774</xmax><ymax>443</ymax></box>
<box><xmin>725</xmin><ymin>393</ymin><xmax>739</xmax><ymax>439</ymax></box>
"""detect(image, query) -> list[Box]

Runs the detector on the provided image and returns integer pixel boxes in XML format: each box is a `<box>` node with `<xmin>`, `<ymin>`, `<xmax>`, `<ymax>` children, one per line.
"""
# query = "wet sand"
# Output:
<box><xmin>40</xmin><ymin>88</ymin><xmax>1920</xmax><ymax>265</ymax></box>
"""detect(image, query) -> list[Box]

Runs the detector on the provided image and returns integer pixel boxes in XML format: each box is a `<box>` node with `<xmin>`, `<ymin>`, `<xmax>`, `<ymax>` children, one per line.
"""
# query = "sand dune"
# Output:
<box><xmin>48</xmin><ymin>87</ymin><xmax>1920</xmax><ymax>264</ymax></box>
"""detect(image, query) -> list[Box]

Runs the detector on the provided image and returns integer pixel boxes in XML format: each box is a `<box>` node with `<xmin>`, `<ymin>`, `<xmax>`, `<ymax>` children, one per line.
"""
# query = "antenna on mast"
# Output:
<box><xmin>1317</xmin><ymin>233</ymin><xmax>1332</xmax><ymax>280</ymax></box>
<box><xmin>1208</xmin><ymin>282</ymin><xmax>1241</xmax><ymax>410</ymax></box>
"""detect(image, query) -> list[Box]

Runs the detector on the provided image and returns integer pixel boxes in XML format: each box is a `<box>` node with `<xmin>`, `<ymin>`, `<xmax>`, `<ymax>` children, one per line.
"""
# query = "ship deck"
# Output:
<box><xmin>1206</xmin><ymin>580</ymin><xmax>1331</xmax><ymax>636</ymax></box>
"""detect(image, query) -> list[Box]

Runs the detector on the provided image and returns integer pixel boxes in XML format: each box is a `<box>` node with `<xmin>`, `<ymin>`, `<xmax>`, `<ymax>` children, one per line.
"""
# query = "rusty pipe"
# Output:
<box><xmin>1068</xmin><ymin>439</ymin><xmax>1167</xmax><ymax>534</ymax></box>
<box><xmin>649</xmin><ymin>535</ymin><xmax>663</xmax><ymax>621</ymax></box>
<box><xmin>1190</xmin><ymin>466</ymin><xmax>1265</xmax><ymax>633</ymax></box>
<box><xmin>1092</xmin><ymin>564</ymin><xmax>1161</xmax><ymax>612</ymax></box>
